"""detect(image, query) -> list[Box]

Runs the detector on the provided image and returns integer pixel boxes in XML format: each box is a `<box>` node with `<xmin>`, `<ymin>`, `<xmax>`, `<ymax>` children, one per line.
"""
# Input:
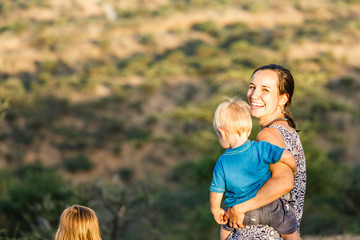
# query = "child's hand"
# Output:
<box><xmin>213</xmin><ymin>208</ymin><xmax>228</xmax><ymax>225</ymax></box>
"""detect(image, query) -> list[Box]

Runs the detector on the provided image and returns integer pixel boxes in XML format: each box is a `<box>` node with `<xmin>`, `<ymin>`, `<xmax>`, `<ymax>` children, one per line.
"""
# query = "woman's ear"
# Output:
<box><xmin>279</xmin><ymin>93</ymin><xmax>289</xmax><ymax>106</ymax></box>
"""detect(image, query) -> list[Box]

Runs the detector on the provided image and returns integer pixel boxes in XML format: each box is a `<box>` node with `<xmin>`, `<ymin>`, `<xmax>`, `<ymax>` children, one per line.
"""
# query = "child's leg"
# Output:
<box><xmin>281</xmin><ymin>231</ymin><xmax>302</xmax><ymax>240</ymax></box>
<box><xmin>220</xmin><ymin>227</ymin><xmax>232</xmax><ymax>240</ymax></box>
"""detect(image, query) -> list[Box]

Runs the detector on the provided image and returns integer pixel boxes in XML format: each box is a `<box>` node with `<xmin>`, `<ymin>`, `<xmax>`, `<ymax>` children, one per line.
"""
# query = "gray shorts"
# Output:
<box><xmin>222</xmin><ymin>198</ymin><xmax>297</xmax><ymax>235</ymax></box>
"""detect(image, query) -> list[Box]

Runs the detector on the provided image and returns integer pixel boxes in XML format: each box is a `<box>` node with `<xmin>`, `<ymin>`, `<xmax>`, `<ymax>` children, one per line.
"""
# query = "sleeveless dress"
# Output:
<box><xmin>228</xmin><ymin>125</ymin><xmax>307</xmax><ymax>240</ymax></box>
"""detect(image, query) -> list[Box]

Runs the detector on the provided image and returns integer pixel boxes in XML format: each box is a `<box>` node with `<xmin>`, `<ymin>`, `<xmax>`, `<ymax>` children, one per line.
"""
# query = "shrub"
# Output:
<box><xmin>0</xmin><ymin>78</ymin><xmax>26</xmax><ymax>105</ymax></box>
<box><xmin>7</xmin><ymin>21</ymin><xmax>27</xmax><ymax>34</ymax></box>
<box><xmin>118</xmin><ymin>167</ymin><xmax>134</xmax><ymax>183</ymax></box>
<box><xmin>119</xmin><ymin>54</ymin><xmax>152</xmax><ymax>76</ymax></box>
<box><xmin>0</xmin><ymin>95</ymin><xmax>9</xmax><ymax>121</ymax></box>
<box><xmin>194</xmin><ymin>44</ymin><xmax>219</xmax><ymax>57</ymax></box>
<box><xmin>197</xmin><ymin>57</ymin><xmax>231</xmax><ymax>75</ymax></box>
<box><xmin>63</xmin><ymin>154</ymin><xmax>94</xmax><ymax>172</ymax></box>
<box><xmin>125</xmin><ymin>127</ymin><xmax>152</xmax><ymax>147</ymax></box>
<box><xmin>164</xmin><ymin>50</ymin><xmax>186</xmax><ymax>63</ymax></box>
<box><xmin>139</xmin><ymin>34</ymin><xmax>155</xmax><ymax>45</ymax></box>
<box><xmin>139</xmin><ymin>79</ymin><xmax>162</xmax><ymax>94</ymax></box>
<box><xmin>192</xmin><ymin>20</ymin><xmax>218</xmax><ymax>37</ymax></box>
<box><xmin>0</xmin><ymin>164</ymin><xmax>78</xmax><ymax>238</ymax></box>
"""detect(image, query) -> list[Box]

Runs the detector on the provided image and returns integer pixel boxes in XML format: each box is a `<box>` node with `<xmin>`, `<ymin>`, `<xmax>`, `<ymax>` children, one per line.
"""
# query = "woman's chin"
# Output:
<box><xmin>250</xmin><ymin>109</ymin><xmax>263</xmax><ymax>118</ymax></box>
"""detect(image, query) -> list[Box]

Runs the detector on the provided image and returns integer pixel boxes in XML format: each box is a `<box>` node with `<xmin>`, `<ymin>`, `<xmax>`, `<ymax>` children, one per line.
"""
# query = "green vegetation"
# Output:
<box><xmin>0</xmin><ymin>0</ymin><xmax>359</xmax><ymax>239</ymax></box>
<box><xmin>63</xmin><ymin>154</ymin><xmax>94</xmax><ymax>172</ymax></box>
<box><xmin>0</xmin><ymin>164</ymin><xmax>79</xmax><ymax>239</ymax></box>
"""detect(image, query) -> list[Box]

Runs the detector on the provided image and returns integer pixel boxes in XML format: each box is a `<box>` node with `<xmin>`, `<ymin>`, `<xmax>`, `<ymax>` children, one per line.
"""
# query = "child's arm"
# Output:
<box><xmin>210</xmin><ymin>191</ymin><xmax>228</xmax><ymax>225</ymax></box>
<box><xmin>279</xmin><ymin>149</ymin><xmax>297</xmax><ymax>178</ymax></box>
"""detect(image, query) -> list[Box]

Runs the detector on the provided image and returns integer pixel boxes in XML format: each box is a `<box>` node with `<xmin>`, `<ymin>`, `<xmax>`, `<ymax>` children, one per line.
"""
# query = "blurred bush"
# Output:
<box><xmin>63</xmin><ymin>154</ymin><xmax>94</xmax><ymax>172</ymax></box>
<box><xmin>0</xmin><ymin>164</ymin><xmax>78</xmax><ymax>238</ymax></box>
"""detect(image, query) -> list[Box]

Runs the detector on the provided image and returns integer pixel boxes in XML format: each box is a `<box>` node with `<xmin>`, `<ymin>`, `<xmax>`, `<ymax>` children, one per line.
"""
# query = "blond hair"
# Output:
<box><xmin>55</xmin><ymin>205</ymin><xmax>102</xmax><ymax>240</ymax></box>
<box><xmin>213</xmin><ymin>97</ymin><xmax>252</xmax><ymax>136</ymax></box>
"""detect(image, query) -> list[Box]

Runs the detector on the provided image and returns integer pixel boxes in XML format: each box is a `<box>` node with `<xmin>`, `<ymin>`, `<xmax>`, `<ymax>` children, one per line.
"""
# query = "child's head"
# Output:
<box><xmin>55</xmin><ymin>205</ymin><xmax>102</xmax><ymax>240</ymax></box>
<box><xmin>213</xmin><ymin>97</ymin><xmax>252</xmax><ymax>141</ymax></box>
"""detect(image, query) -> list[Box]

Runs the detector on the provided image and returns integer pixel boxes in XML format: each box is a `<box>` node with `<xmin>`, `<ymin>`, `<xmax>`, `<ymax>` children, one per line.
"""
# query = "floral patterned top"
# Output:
<box><xmin>228</xmin><ymin>125</ymin><xmax>307</xmax><ymax>240</ymax></box>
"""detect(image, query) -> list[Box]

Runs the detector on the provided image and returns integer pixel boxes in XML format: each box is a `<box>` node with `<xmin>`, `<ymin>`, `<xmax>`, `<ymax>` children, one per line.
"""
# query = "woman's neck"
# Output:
<box><xmin>259</xmin><ymin>114</ymin><xmax>286</xmax><ymax>129</ymax></box>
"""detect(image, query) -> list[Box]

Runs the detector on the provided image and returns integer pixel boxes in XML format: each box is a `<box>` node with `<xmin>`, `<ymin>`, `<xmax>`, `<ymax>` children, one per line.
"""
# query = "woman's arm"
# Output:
<box><xmin>226</xmin><ymin>128</ymin><xmax>295</xmax><ymax>228</ymax></box>
<box><xmin>279</xmin><ymin>149</ymin><xmax>297</xmax><ymax>178</ymax></box>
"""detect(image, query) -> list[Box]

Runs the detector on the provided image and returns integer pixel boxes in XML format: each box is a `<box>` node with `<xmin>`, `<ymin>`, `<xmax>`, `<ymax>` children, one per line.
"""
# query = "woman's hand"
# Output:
<box><xmin>226</xmin><ymin>204</ymin><xmax>246</xmax><ymax>228</ymax></box>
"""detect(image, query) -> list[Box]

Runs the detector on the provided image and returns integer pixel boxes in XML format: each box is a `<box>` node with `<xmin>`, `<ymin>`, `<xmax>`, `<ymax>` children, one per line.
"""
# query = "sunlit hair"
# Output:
<box><xmin>55</xmin><ymin>205</ymin><xmax>102</xmax><ymax>240</ymax></box>
<box><xmin>251</xmin><ymin>64</ymin><xmax>298</xmax><ymax>131</ymax></box>
<box><xmin>213</xmin><ymin>97</ymin><xmax>252</xmax><ymax>137</ymax></box>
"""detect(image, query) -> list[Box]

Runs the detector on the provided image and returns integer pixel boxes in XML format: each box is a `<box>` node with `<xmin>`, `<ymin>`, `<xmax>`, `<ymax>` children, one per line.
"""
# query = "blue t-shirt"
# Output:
<box><xmin>209</xmin><ymin>140</ymin><xmax>284</xmax><ymax>207</ymax></box>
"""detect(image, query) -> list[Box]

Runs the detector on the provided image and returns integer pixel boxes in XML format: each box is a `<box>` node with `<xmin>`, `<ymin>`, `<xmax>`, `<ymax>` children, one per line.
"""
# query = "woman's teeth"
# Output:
<box><xmin>251</xmin><ymin>103</ymin><xmax>264</xmax><ymax>108</ymax></box>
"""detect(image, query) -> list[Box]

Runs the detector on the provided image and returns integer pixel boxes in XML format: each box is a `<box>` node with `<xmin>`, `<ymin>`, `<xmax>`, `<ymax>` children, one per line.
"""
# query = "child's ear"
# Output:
<box><xmin>217</xmin><ymin>127</ymin><xmax>227</xmax><ymax>138</ymax></box>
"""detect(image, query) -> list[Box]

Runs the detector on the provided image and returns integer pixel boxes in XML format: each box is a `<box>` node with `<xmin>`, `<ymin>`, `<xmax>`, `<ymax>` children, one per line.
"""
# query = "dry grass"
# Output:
<box><xmin>2</xmin><ymin>1</ymin><xmax>360</xmax><ymax>74</ymax></box>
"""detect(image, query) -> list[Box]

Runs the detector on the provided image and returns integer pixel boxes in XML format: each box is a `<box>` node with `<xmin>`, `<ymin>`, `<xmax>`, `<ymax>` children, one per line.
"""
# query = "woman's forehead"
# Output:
<box><xmin>251</xmin><ymin>70</ymin><xmax>278</xmax><ymax>86</ymax></box>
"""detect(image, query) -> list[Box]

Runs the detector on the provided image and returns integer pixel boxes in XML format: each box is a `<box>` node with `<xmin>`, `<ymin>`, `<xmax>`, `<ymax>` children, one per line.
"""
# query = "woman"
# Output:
<box><xmin>227</xmin><ymin>64</ymin><xmax>306</xmax><ymax>239</ymax></box>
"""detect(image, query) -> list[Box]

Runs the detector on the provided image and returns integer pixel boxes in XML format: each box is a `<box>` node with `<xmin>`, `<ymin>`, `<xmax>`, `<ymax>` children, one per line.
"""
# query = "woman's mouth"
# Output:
<box><xmin>251</xmin><ymin>103</ymin><xmax>264</xmax><ymax>109</ymax></box>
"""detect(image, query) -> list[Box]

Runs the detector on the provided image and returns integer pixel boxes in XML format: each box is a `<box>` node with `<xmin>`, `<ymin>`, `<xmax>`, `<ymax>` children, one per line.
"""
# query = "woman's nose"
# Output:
<box><xmin>249</xmin><ymin>89</ymin><xmax>259</xmax><ymax>99</ymax></box>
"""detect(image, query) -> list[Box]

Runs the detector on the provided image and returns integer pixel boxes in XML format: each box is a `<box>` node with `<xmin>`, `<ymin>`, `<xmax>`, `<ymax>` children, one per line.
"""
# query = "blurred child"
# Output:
<box><xmin>55</xmin><ymin>204</ymin><xmax>102</xmax><ymax>240</ymax></box>
<box><xmin>209</xmin><ymin>97</ymin><xmax>300</xmax><ymax>240</ymax></box>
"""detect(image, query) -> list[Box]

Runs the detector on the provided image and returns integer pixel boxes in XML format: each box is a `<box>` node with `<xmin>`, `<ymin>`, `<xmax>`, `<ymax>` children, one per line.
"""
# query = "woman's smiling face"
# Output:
<box><xmin>246</xmin><ymin>69</ymin><xmax>284</xmax><ymax>123</ymax></box>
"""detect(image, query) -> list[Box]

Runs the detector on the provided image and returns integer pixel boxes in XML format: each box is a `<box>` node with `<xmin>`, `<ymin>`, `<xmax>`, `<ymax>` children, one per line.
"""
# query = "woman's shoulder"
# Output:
<box><xmin>256</xmin><ymin>127</ymin><xmax>286</xmax><ymax>148</ymax></box>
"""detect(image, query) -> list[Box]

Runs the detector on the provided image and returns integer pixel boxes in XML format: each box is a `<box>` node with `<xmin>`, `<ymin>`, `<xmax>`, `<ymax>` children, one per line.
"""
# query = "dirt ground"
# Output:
<box><xmin>303</xmin><ymin>236</ymin><xmax>360</xmax><ymax>240</ymax></box>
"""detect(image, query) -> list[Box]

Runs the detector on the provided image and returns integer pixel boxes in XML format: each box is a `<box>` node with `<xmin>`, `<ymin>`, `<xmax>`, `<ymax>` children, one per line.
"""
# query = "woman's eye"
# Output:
<box><xmin>249</xmin><ymin>86</ymin><xmax>255</xmax><ymax>90</ymax></box>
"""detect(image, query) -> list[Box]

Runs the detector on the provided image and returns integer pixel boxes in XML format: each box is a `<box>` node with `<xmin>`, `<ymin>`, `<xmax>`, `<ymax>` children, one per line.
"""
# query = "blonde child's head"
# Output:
<box><xmin>213</xmin><ymin>97</ymin><xmax>252</xmax><ymax>138</ymax></box>
<box><xmin>55</xmin><ymin>205</ymin><xmax>102</xmax><ymax>240</ymax></box>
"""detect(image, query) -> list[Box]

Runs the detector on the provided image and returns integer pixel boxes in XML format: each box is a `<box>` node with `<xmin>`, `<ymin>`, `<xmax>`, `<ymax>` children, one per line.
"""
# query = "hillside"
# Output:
<box><xmin>0</xmin><ymin>0</ymin><xmax>360</xmax><ymax>239</ymax></box>
<box><xmin>1</xmin><ymin>0</ymin><xmax>359</xmax><ymax>181</ymax></box>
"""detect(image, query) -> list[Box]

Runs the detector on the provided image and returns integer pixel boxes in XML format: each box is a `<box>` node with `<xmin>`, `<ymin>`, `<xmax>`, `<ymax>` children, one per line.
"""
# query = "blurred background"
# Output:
<box><xmin>0</xmin><ymin>0</ymin><xmax>359</xmax><ymax>239</ymax></box>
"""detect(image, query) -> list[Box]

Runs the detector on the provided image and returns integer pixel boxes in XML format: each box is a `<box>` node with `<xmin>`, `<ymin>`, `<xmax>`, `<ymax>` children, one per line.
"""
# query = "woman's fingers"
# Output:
<box><xmin>238</xmin><ymin>220</ymin><xmax>245</xmax><ymax>228</ymax></box>
<box><xmin>228</xmin><ymin>220</ymin><xmax>238</xmax><ymax>228</ymax></box>
<box><xmin>226</xmin><ymin>206</ymin><xmax>246</xmax><ymax>228</ymax></box>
